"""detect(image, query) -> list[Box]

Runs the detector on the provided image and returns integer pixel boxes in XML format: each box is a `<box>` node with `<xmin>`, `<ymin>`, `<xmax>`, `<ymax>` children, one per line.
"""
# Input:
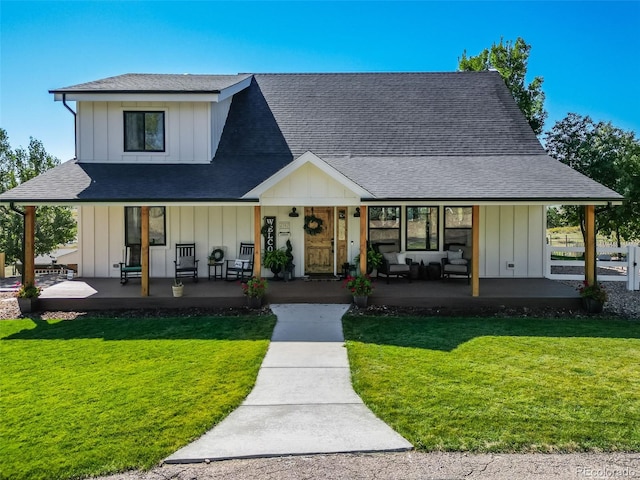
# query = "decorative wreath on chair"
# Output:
<box><xmin>304</xmin><ymin>214</ymin><xmax>324</xmax><ymax>235</ymax></box>
<box><xmin>209</xmin><ymin>248</ymin><xmax>224</xmax><ymax>262</ymax></box>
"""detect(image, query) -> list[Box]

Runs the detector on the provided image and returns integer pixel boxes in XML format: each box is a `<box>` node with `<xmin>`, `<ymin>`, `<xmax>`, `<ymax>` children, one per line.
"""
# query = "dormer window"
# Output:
<box><xmin>124</xmin><ymin>111</ymin><xmax>165</xmax><ymax>152</ymax></box>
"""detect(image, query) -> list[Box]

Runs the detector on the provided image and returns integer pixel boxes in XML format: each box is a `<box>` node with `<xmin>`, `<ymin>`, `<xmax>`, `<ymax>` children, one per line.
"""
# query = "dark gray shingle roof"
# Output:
<box><xmin>242</xmin><ymin>72</ymin><xmax>545</xmax><ymax>157</ymax></box>
<box><xmin>50</xmin><ymin>73</ymin><xmax>252</xmax><ymax>93</ymax></box>
<box><xmin>0</xmin><ymin>157</ymin><xmax>291</xmax><ymax>202</ymax></box>
<box><xmin>323</xmin><ymin>155</ymin><xmax>622</xmax><ymax>201</ymax></box>
<box><xmin>0</xmin><ymin>71</ymin><xmax>622</xmax><ymax>204</ymax></box>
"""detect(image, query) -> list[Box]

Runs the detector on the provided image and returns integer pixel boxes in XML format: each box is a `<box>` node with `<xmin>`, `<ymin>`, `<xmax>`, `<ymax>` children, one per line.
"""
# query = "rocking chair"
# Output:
<box><xmin>174</xmin><ymin>243</ymin><xmax>199</xmax><ymax>282</ymax></box>
<box><xmin>225</xmin><ymin>243</ymin><xmax>255</xmax><ymax>281</ymax></box>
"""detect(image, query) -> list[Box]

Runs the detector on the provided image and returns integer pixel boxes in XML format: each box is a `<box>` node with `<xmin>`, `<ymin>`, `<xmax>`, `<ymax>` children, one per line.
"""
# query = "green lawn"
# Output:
<box><xmin>343</xmin><ymin>316</ymin><xmax>640</xmax><ymax>453</ymax></box>
<box><xmin>0</xmin><ymin>315</ymin><xmax>276</xmax><ymax>480</ymax></box>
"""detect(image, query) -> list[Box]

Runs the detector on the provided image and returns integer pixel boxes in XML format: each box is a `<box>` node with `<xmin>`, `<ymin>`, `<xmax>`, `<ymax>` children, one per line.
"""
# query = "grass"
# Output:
<box><xmin>0</xmin><ymin>315</ymin><xmax>276</xmax><ymax>480</ymax></box>
<box><xmin>343</xmin><ymin>315</ymin><xmax>640</xmax><ymax>453</ymax></box>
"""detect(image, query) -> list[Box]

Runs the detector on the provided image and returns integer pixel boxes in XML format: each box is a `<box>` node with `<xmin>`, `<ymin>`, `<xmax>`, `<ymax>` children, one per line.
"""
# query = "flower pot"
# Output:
<box><xmin>172</xmin><ymin>285</ymin><xmax>184</xmax><ymax>297</ymax></box>
<box><xmin>353</xmin><ymin>295</ymin><xmax>368</xmax><ymax>308</ymax></box>
<box><xmin>17</xmin><ymin>297</ymin><xmax>39</xmax><ymax>313</ymax></box>
<box><xmin>582</xmin><ymin>297</ymin><xmax>603</xmax><ymax>313</ymax></box>
<box><xmin>247</xmin><ymin>296</ymin><xmax>262</xmax><ymax>309</ymax></box>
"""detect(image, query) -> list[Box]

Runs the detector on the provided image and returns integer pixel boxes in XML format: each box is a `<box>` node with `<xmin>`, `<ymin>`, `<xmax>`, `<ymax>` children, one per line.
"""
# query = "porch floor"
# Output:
<box><xmin>25</xmin><ymin>275</ymin><xmax>582</xmax><ymax>313</ymax></box>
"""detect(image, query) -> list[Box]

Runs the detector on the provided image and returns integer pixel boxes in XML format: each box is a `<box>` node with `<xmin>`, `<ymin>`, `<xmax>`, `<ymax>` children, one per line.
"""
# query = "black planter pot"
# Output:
<box><xmin>17</xmin><ymin>297</ymin><xmax>39</xmax><ymax>313</ymax></box>
<box><xmin>582</xmin><ymin>297</ymin><xmax>604</xmax><ymax>313</ymax></box>
<box><xmin>270</xmin><ymin>266</ymin><xmax>283</xmax><ymax>280</ymax></box>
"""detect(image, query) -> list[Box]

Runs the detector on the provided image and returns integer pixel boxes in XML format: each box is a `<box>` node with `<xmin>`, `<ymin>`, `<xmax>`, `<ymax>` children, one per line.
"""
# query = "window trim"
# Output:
<box><xmin>125</xmin><ymin>206</ymin><xmax>167</xmax><ymax>247</ymax></box>
<box><xmin>405</xmin><ymin>206</ymin><xmax>439</xmax><ymax>251</ymax></box>
<box><xmin>443</xmin><ymin>206</ymin><xmax>472</xmax><ymax>248</ymax></box>
<box><xmin>368</xmin><ymin>206</ymin><xmax>402</xmax><ymax>246</ymax></box>
<box><xmin>123</xmin><ymin>111</ymin><xmax>166</xmax><ymax>153</ymax></box>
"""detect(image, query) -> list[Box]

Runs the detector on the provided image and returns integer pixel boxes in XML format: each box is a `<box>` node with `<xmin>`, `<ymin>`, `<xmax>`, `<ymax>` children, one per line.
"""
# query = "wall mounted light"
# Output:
<box><xmin>353</xmin><ymin>207</ymin><xmax>360</xmax><ymax>218</ymax></box>
<box><xmin>289</xmin><ymin>207</ymin><xmax>299</xmax><ymax>218</ymax></box>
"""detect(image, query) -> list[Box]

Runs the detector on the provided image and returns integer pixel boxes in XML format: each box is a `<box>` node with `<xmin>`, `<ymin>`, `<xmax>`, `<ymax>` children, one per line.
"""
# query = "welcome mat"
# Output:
<box><xmin>303</xmin><ymin>274</ymin><xmax>342</xmax><ymax>282</ymax></box>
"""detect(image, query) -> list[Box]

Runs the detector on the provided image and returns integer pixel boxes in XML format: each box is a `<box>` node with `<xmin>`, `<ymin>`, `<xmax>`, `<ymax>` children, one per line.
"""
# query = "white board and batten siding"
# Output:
<box><xmin>259</xmin><ymin>162</ymin><xmax>362</xmax><ymax>206</ymax></box>
<box><xmin>76</xmin><ymin>205</ymin><xmax>254</xmax><ymax>278</ymax></box>
<box><xmin>479</xmin><ymin>205</ymin><xmax>545</xmax><ymax>278</ymax></box>
<box><xmin>76</xmin><ymin>99</ymin><xmax>232</xmax><ymax>163</ymax></box>
<box><xmin>75</xmin><ymin>203</ymin><xmax>546</xmax><ymax>279</ymax></box>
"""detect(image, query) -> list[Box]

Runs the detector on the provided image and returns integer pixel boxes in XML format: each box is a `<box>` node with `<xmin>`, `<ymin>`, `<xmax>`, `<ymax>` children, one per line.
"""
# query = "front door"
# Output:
<box><xmin>304</xmin><ymin>207</ymin><xmax>334</xmax><ymax>274</ymax></box>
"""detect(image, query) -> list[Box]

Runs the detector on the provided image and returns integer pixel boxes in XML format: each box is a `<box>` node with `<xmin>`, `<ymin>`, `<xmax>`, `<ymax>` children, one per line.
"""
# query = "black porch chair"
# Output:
<box><xmin>120</xmin><ymin>244</ymin><xmax>142</xmax><ymax>284</ymax></box>
<box><xmin>174</xmin><ymin>243</ymin><xmax>199</xmax><ymax>282</ymax></box>
<box><xmin>225</xmin><ymin>243</ymin><xmax>254</xmax><ymax>281</ymax></box>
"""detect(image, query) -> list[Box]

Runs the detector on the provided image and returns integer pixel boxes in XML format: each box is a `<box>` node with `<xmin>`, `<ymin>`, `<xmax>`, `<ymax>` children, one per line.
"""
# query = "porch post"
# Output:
<box><xmin>141</xmin><ymin>206</ymin><xmax>149</xmax><ymax>297</ymax></box>
<box><xmin>254</xmin><ymin>205</ymin><xmax>261</xmax><ymax>277</ymax></box>
<box><xmin>585</xmin><ymin>205</ymin><xmax>596</xmax><ymax>285</ymax></box>
<box><xmin>359</xmin><ymin>205</ymin><xmax>367</xmax><ymax>275</ymax></box>
<box><xmin>472</xmin><ymin>205</ymin><xmax>480</xmax><ymax>297</ymax></box>
<box><xmin>24</xmin><ymin>206</ymin><xmax>36</xmax><ymax>287</ymax></box>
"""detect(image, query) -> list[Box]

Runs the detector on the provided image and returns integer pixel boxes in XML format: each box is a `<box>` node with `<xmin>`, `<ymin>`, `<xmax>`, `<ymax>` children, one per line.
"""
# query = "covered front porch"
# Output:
<box><xmin>23</xmin><ymin>275</ymin><xmax>581</xmax><ymax>313</ymax></box>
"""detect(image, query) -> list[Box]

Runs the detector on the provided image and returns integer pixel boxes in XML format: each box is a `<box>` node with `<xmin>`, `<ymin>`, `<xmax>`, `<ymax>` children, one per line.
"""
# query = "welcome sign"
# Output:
<box><xmin>263</xmin><ymin>216</ymin><xmax>276</xmax><ymax>253</ymax></box>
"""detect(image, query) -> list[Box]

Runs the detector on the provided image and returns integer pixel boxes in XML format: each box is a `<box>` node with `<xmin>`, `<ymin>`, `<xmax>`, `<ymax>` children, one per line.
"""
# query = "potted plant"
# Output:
<box><xmin>241</xmin><ymin>276</ymin><xmax>268</xmax><ymax>308</ymax></box>
<box><xmin>263</xmin><ymin>248</ymin><xmax>288</xmax><ymax>280</ymax></box>
<box><xmin>172</xmin><ymin>278</ymin><xmax>184</xmax><ymax>297</ymax></box>
<box><xmin>353</xmin><ymin>245</ymin><xmax>383</xmax><ymax>274</ymax></box>
<box><xmin>16</xmin><ymin>282</ymin><xmax>41</xmax><ymax>313</ymax></box>
<box><xmin>578</xmin><ymin>281</ymin><xmax>607</xmax><ymax>313</ymax></box>
<box><xmin>284</xmin><ymin>239</ymin><xmax>295</xmax><ymax>282</ymax></box>
<box><xmin>344</xmin><ymin>274</ymin><xmax>374</xmax><ymax>308</ymax></box>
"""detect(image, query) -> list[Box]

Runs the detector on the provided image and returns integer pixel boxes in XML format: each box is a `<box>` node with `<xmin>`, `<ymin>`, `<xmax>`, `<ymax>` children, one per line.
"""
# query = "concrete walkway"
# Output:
<box><xmin>165</xmin><ymin>304</ymin><xmax>412</xmax><ymax>463</ymax></box>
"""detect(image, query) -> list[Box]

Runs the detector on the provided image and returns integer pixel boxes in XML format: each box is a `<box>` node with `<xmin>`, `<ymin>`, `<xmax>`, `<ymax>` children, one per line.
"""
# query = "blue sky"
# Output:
<box><xmin>1</xmin><ymin>1</ymin><xmax>639</xmax><ymax>161</ymax></box>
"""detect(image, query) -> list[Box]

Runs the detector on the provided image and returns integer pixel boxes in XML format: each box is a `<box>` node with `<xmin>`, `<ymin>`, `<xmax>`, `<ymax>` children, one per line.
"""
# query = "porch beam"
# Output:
<box><xmin>472</xmin><ymin>205</ymin><xmax>480</xmax><ymax>297</ymax></box>
<box><xmin>24</xmin><ymin>206</ymin><xmax>35</xmax><ymax>287</ymax></box>
<box><xmin>585</xmin><ymin>205</ymin><xmax>596</xmax><ymax>285</ymax></box>
<box><xmin>254</xmin><ymin>205</ymin><xmax>261</xmax><ymax>277</ymax></box>
<box><xmin>141</xmin><ymin>206</ymin><xmax>149</xmax><ymax>297</ymax></box>
<box><xmin>359</xmin><ymin>205</ymin><xmax>367</xmax><ymax>275</ymax></box>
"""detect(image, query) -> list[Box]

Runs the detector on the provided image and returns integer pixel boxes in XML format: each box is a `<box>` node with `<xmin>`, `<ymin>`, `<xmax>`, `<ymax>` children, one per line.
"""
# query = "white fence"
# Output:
<box><xmin>545</xmin><ymin>245</ymin><xmax>639</xmax><ymax>291</ymax></box>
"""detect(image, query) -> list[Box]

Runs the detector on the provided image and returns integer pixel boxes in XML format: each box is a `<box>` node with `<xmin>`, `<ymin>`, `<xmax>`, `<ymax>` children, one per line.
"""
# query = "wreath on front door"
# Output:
<box><xmin>304</xmin><ymin>214</ymin><xmax>324</xmax><ymax>235</ymax></box>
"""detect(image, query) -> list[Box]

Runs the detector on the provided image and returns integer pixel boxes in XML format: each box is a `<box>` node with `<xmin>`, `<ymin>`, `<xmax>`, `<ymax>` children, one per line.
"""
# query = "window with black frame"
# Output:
<box><xmin>124</xmin><ymin>111</ymin><xmax>165</xmax><ymax>152</ymax></box>
<box><xmin>125</xmin><ymin>207</ymin><xmax>166</xmax><ymax>246</ymax></box>
<box><xmin>406</xmin><ymin>206</ymin><xmax>439</xmax><ymax>251</ymax></box>
<box><xmin>444</xmin><ymin>206</ymin><xmax>472</xmax><ymax>247</ymax></box>
<box><xmin>368</xmin><ymin>206</ymin><xmax>401</xmax><ymax>244</ymax></box>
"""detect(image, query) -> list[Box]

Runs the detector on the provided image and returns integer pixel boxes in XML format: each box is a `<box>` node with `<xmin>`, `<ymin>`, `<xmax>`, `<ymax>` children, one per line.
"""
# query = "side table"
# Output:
<box><xmin>208</xmin><ymin>262</ymin><xmax>224</xmax><ymax>281</ymax></box>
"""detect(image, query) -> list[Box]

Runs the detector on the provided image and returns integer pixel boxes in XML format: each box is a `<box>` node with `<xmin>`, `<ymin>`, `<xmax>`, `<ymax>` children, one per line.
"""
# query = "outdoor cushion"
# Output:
<box><xmin>388</xmin><ymin>263</ymin><xmax>410</xmax><ymax>273</ymax></box>
<box><xmin>383</xmin><ymin>252</ymin><xmax>398</xmax><ymax>264</ymax></box>
<box><xmin>234</xmin><ymin>258</ymin><xmax>250</xmax><ymax>268</ymax></box>
<box><xmin>396</xmin><ymin>252</ymin><xmax>407</xmax><ymax>264</ymax></box>
<box><xmin>444</xmin><ymin>264</ymin><xmax>468</xmax><ymax>273</ymax></box>
<box><xmin>447</xmin><ymin>249</ymin><xmax>463</xmax><ymax>261</ymax></box>
<box><xmin>178</xmin><ymin>256</ymin><xmax>195</xmax><ymax>268</ymax></box>
<box><xmin>449</xmin><ymin>258</ymin><xmax>468</xmax><ymax>265</ymax></box>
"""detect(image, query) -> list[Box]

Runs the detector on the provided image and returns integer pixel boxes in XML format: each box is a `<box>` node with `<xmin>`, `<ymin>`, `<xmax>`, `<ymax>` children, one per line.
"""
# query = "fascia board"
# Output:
<box><xmin>361</xmin><ymin>199</ymin><xmax>623</xmax><ymax>206</ymax></box>
<box><xmin>1</xmin><ymin>200</ymin><xmax>259</xmax><ymax>207</ymax></box>
<box><xmin>242</xmin><ymin>151</ymin><xmax>374</xmax><ymax>200</ymax></box>
<box><xmin>53</xmin><ymin>93</ymin><xmax>221</xmax><ymax>102</ymax></box>
<box><xmin>217</xmin><ymin>75</ymin><xmax>253</xmax><ymax>102</ymax></box>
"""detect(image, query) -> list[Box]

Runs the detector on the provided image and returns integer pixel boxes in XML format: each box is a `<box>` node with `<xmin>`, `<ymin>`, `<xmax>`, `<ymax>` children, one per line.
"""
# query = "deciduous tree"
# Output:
<box><xmin>459</xmin><ymin>37</ymin><xmax>547</xmax><ymax>135</ymax></box>
<box><xmin>545</xmin><ymin>114</ymin><xmax>640</xmax><ymax>246</ymax></box>
<box><xmin>0</xmin><ymin>129</ymin><xmax>76</xmax><ymax>265</ymax></box>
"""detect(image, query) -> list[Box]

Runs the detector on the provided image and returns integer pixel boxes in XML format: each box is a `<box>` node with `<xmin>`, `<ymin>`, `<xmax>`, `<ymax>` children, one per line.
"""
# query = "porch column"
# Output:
<box><xmin>254</xmin><ymin>205</ymin><xmax>261</xmax><ymax>277</ymax></box>
<box><xmin>141</xmin><ymin>206</ymin><xmax>149</xmax><ymax>297</ymax></box>
<box><xmin>472</xmin><ymin>205</ymin><xmax>480</xmax><ymax>297</ymax></box>
<box><xmin>24</xmin><ymin>206</ymin><xmax>35</xmax><ymax>287</ymax></box>
<box><xmin>585</xmin><ymin>205</ymin><xmax>596</xmax><ymax>285</ymax></box>
<box><xmin>359</xmin><ymin>206</ymin><xmax>367</xmax><ymax>275</ymax></box>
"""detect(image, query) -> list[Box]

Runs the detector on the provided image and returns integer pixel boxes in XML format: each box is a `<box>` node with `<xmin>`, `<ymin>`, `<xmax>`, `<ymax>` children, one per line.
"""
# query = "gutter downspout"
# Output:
<box><xmin>9</xmin><ymin>203</ymin><xmax>25</xmax><ymax>284</ymax></box>
<box><xmin>62</xmin><ymin>93</ymin><xmax>77</xmax><ymax>159</ymax></box>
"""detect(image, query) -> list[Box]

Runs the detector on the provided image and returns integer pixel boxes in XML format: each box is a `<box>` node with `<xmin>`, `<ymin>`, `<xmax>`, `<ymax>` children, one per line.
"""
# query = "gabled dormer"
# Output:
<box><xmin>50</xmin><ymin>73</ymin><xmax>252</xmax><ymax>164</ymax></box>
